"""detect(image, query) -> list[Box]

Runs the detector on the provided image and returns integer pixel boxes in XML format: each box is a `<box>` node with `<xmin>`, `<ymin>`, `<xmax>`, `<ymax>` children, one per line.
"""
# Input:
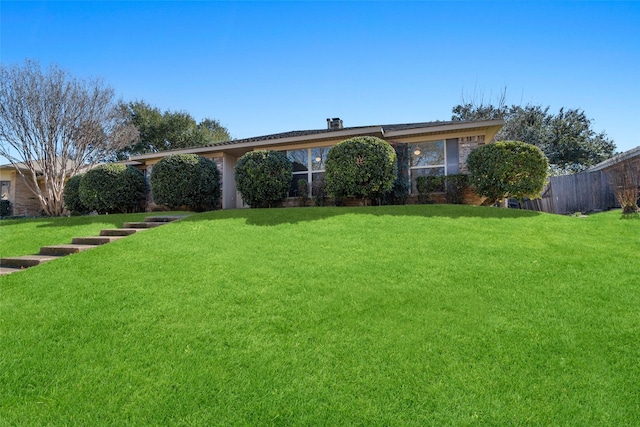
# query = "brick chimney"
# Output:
<box><xmin>326</xmin><ymin>118</ymin><xmax>343</xmax><ymax>130</ymax></box>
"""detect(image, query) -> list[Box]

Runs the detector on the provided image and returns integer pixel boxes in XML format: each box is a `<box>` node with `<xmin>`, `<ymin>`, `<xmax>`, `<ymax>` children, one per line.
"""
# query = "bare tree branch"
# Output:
<box><xmin>606</xmin><ymin>158</ymin><xmax>640</xmax><ymax>214</ymax></box>
<box><xmin>0</xmin><ymin>60</ymin><xmax>138</xmax><ymax>216</ymax></box>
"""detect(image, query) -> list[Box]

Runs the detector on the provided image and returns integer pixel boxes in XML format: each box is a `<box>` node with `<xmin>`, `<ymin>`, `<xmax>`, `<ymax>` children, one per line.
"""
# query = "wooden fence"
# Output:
<box><xmin>522</xmin><ymin>170</ymin><xmax>618</xmax><ymax>214</ymax></box>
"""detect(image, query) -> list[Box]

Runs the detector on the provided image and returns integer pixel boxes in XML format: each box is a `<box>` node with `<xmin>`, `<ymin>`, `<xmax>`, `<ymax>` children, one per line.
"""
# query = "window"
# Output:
<box><xmin>287</xmin><ymin>147</ymin><xmax>330</xmax><ymax>197</ymax></box>
<box><xmin>409</xmin><ymin>140</ymin><xmax>445</xmax><ymax>193</ymax></box>
<box><xmin>0</xmin><ymin>181</ymin><xmax>10</xmax><ymax>200</ymax></box>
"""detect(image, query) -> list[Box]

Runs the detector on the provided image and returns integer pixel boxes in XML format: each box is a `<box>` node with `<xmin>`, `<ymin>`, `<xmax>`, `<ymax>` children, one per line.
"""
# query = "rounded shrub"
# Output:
<box><xmin>235</xmin><ymin>150</ymin><xmax>292</xmax><ymax>208</ymax></box>
<box><xmin>79</xmin><ymin>164</ymin><xmax>147</xmax><ymax>214</ymax></box>
<box><xmin>325</xmin><ymin>136</ymin><xmax>397</xmax><ymax>202</ymax></box>
<box><xmin>63</xmin><ymin>174</ymin><xmax>89</xmax><ymax>215</ymax></box>
<box><xmin>467</xmin><ymin>140</ymin><xmax>548</xmax><ymax>205</ymax></box>
<box><xmin>150</xmin><ymin>154</ymin><xmax>221</xmax><ymax>211</ymax></box>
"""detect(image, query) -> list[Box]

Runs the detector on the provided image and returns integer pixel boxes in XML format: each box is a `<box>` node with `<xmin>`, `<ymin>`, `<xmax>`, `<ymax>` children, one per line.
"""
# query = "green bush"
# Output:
<box><xmin>467</xmin><ymin>140</ymin><xmax>548</xmax><ymax>206</ymax></box>
<box><xmin>63</xmin><ymin>174</ymin><xmax>89</xmax><ymax>215</ymax></box>
<box><xmin>380</xmin><ymin>143</ymin><xmax>410</xmax><ymax>205</ymax></box>
<box><xmin>296</xmin><ymin>179</ymin><xmax>309</xmax><ymax>207</ymax></box>
<box><xmin>0</xmin><ymin>199</ymin><xmax>11</xmax><ymax>217</ymax></box>
<box><xmin>79</xmin><ymin>164</ymin><xmax>147</xmax><ymax>214</ymax></box>
<box><xmin>150</xmin><ymin>154</ymin><xmax>220</xmax><ymax>211</ymax></box>
<box><xmin>312</xmin><ymin>179</ymin><xmax>327</xmax><ymax>207</ymax></box>
<box><xmin>235</xmin><ymin>150</ymin><xmax>293</xmax><ymax>208</ymax></box>
<box><xmin>325</xmin><ymin>136</ymin><xmax>397</xmax><ymax>204</ymax></box>
<box><xmin>444</xmin><ymin>174</ymin><xmax>470</xmax><ymax>204</ymax></box>
<box><xmin>416</xmin><ymin>175</ymin><xmax>444</xmax><ymax>204</ymax></box>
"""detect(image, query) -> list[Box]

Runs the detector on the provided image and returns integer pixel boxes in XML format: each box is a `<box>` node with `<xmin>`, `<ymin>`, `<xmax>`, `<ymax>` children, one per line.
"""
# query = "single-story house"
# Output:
<box><xmin>0</xmin><ymin>160</ymin><xmax>94</xmax><ymax>216</ymax></box>
<box><xmin>0</xmin><ymin>161</ymin><xmax>49</xmax><ymax>216</ymax></box>
<box><xmin>129</xmin><ymin>118</ymin><xmax>504</xmax><ymax>209</ymax></box>
<box><xmin>585</xmin><ymin>145</ymin><xmax>640</xmax><ymax>174</ymax></box>
<box><xmin>1</xmin><ymin>118</ymin><xmax>504</xmax><ymax>215</ymax></box>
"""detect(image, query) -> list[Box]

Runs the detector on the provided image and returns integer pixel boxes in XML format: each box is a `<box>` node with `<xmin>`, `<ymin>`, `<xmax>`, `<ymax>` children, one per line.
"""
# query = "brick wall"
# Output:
<box><xmin>458</xmin><ymin>135</ymin><xmax>485</xmax><ymax>174</ymax></box>
<box><xmin>13</xmin><ymin>174</ymin><xmax>42</xmax><ymax>216</ymax></box>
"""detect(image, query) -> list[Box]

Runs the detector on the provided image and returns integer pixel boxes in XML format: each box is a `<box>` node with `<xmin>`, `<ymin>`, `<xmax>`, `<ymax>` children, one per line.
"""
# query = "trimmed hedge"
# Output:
<box><xmin>63</xmin><ymin>174</ymin><xmax>89</xmax><ymax>215</ymax></box>
<box><xmin>79</xmin><ymin>164</ymin><xmax>147</xmax><ymax>214</ymax></box>
<box><xmin>0</xmin><ymin>199</ymin><xmax>11</xmax><ymax>217</ymax></box>
<box><xmin>150</xmin><ymin>154</ymin><xmax>221</xmax><ymax>211</ymax></box>
<box><xmin>416</xmin><ymin>175</ymin><xmax>444</xmax><ymax>204</ymax></box>
<box><xmin>444</xmin><ymin>174</ymin><xmax>470</xmax><ymax>204</ymax></box>
<box><xmin>325</xmin><ymin>136</ymin><xmax>397</xmax><ymax>203</ymax></box>
<box><xmin>467</xmin><ymin>140</ymin><xmax>548</xmax><ymax>205</ymax></box>
<box><xmin>235</xmin><ymin>150</ymin><xmax>293</xmax><ymax>208</ymax></box>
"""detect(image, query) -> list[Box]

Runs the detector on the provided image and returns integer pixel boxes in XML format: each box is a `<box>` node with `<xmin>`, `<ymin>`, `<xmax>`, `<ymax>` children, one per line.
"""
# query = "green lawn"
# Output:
<box><xmin>1</xmin><ymin>205</ymin><xmax>639</xmax><ymax>425</ymax></box>
<box><xmin>0</xmin><ymin>212</ymin><xmax>187</xmax><ymax>257</ymax></box>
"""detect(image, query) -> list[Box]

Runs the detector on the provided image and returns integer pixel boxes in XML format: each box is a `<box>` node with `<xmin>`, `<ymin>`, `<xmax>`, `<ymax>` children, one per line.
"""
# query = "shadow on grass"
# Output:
<box><xmin>620</xmin><ymin>212</ymin><xmax>640</xmax><ymax>220</ymax></box>
<box><xmin>1</xmin><ymin>206</ymin><xmax>545</xmax><ymax>230</ymax></box>
<box><xmin>181</xmin><ymin>204</ymin><xmax>543</xmax><ymax>227</ymax></box>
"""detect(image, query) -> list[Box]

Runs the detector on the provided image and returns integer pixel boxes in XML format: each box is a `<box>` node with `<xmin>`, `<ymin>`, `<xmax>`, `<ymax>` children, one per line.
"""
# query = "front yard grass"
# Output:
<box><xmin>1</xmin><ymin>205</ymin><xmax>638</xmax><ymax>425</ymax></box>
<box><xmin>0</xmin><ymin>211</ymin><xmax>187</xmax><ymax>257</ymax></box>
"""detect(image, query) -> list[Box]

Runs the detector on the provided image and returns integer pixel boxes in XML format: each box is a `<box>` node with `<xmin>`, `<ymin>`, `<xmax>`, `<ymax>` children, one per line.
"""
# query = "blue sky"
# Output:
<box><xmin>1</xmin><ymin>1</ymin><xmax>639</xmax><ymax>157</ymax></box>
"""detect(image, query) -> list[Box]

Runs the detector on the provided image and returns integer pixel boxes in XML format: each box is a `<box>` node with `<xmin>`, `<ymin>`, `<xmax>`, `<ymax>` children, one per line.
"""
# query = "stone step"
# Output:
<box><xmin>122</xmin><ymin>221</ymin><xmax>166</xmax><ymax>229</ymax></box>
<box><xmin>39</xmin><ymin>244</ymin><xmax>97</xmax><ymax>256</ymax></box>
<box><xmin>0</xmin><ymin>266</ymin><xmax>24</xmax><ymax>276</ymax></box>
<box><xmin>1</xmin><ymin>254</ymin><xmax>62</xmax><ymax>269</ymax></box>
<box><xmin>122</xmin><ymin>215</ymin><xmax>188</xmax><ymax>229</ymax></box>
<box><xmin>144</xmin><ymin>215</ymin><xmax>188</xmax><ymax>223</ymax></box>
<box><xmin>1</xmin><ymin>215</ymin><xmax>190</xmax><ymax>274</ymax></box>
<box><xmin>100</xmin><ymin>228</ymin><xmax>146</xmax><ymax>236</ymax></box>
<box><xmin>71</xmin><ymin>236</ymin><xmax>125</xmax><ymax>245</ymax></box>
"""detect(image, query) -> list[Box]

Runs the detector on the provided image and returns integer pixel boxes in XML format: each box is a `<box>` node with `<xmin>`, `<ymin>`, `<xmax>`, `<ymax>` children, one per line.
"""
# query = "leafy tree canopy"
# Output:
<box><xmin>452</xmin><ymin>97</ymin><xmax>616</xmax><ymax>174</ymax></box>
<box><xmin>117</xmin><ymin>101</ymin><xmax>231</xmax><ymax>159</ymax></box>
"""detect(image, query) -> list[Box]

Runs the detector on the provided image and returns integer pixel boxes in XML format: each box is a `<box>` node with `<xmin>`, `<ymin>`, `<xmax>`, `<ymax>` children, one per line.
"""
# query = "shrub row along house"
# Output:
<box><xmin>131</xmin><ymin>118</ymin><xmax>504</xmax><ymax>210</ymax></box>
<box><xmin>0</xmin><ymin>118</ymin><xmax>504</xmax><ymax>215</ymax></box>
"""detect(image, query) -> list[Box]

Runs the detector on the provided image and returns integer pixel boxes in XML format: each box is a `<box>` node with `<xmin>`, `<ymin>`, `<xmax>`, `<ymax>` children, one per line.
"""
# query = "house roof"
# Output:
<box><xmin>586</xmin><ymin>145</ymin><xmax>640</xmax><ymax>172</ymax></box>
<box><xmin>128</xmin><ymin>119</ymin><xmax>505</xmax><ymax>161</ymax></box>
<box><xmin>0</xmin><ymin>159</ymin><xmax>104</xmax><ymax>174</ymax></box>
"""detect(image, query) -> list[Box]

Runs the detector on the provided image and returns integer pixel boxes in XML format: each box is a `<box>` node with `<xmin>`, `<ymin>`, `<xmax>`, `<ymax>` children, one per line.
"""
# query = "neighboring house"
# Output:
<box><xmin>0</xmin><ymin>160</ymin><xmax>95</xmax><ymax>217</ymax></box>
<box><xmin>586</xmin><ymin>145</ymin><xmax>640</xmax><ymax>174</ymax></box>
<box><xmin>129</xmin><ymin>118</ymin><xmax>504</xmax><ymax>209</ymax></box>
<box><xmin>0</xmin><ymin>161</ymin><xmax>46</xmax><ymax>216</ymax></box>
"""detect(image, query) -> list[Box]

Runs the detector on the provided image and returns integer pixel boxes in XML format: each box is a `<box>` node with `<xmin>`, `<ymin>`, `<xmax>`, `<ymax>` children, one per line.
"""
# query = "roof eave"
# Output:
<box><xmin>128</xmin><ymin>119</ymin><xmax>506</xmax><ymax>162</ymax></box>
<box><xmin>586</xmin><ymin>146</ymin><xmax>640</xmax><ymax>172</ymax></box>
<box><xmin>385</xmin><ymin>119</ymin><xmax>504</xmax><ymax>138</ymax></box>
<box><xmin>129</xmin><ymin>126</ymin><xmax>385</xmax><ymax>161</ymax></box>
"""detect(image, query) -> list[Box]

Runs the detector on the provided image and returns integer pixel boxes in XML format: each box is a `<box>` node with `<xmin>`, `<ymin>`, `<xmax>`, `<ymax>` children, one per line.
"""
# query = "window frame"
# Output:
<box><xmin>408</xmin><ymin>140</ymin><xmax>447</xmax><ymax>194</ymax></box>
<box><xmin>286</xmin><ymin>146</ymin><xmax>330</xmax><ymax>197</ymax></box>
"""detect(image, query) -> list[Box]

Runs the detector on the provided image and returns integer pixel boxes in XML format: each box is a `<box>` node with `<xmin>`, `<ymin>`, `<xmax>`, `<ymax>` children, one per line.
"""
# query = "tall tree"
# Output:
<box><xmin>0</xmin><ymin>60</ymin><xmax>137</xmax><ymax>216</ymax></box>
<box><xmin>198</xmin><ymin>118</ymin><xmax>232</xmax><ymax>144</ymax></box>
<box><xmin>117</xmin><ymin>102</ymin><xmax>231</xmax><ymax>159</ymax></box>
<box><xmin>452</xmin><ymin>99</ymin><xmax>616</xmax><ymax>174</ymax></box>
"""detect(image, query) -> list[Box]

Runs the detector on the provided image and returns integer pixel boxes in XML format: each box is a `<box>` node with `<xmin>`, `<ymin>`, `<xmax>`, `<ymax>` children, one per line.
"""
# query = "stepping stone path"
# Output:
<box><xmin>0</xmin><ymin>215</ymin><xmax>187</xmax><ymax>276</ymax></box>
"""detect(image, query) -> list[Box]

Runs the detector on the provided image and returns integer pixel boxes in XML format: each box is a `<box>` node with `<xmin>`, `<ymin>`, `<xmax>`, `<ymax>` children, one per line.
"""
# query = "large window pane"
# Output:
<box><xmin>311</xmin><ymin>147</ymin><xmax>330</xmax><ymax>171</ymax></box>
<box><xmin>1</xmin><ymin>181</ymin><xmax>11</xmax><ymax>199</ymax></box>
<box><xmin>287</xmin><ymin>149</ymin><xmax>308</xmax><ymax>172</ymax></box>
<box><xmin>410</xmin><ymin>141</ymin><xmax>445</xmax><ymax>167</ymax></box>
